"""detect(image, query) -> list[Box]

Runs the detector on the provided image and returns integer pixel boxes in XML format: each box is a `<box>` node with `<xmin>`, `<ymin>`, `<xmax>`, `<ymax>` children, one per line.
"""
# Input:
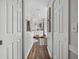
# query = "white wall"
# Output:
<box><xmin>69</xmin><ymin>0</ymin><xmax>78</xmax><ymax>49</ymax></box>
<box><xmin>69</xmin><ymin>0</ymin><xmax>78</xmax><ymax>59</ymax></box>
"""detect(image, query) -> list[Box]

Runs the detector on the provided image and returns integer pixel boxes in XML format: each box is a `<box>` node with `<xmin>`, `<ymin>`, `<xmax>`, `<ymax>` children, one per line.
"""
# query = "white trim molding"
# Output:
<box><xmin>69</xmin><ymin>45</ymin><xmax>78</xmax><ymax>55</ymax></box>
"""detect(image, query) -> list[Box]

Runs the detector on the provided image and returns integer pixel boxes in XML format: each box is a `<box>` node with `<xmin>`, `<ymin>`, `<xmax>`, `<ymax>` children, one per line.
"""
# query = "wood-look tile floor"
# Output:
<box><xmin>27</xmin><ymin>42</ymin><xmax>51</xmax><ymax>59</ymax></box>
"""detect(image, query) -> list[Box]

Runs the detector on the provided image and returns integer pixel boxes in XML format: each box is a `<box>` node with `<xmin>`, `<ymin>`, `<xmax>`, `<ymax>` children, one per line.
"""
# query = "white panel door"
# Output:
<box><xmin>0</xmin><ymin>0</ymin><xmax>22</xmax><ymax>59</ymax></box>
<box><xmin>53</xmin><ymin>0</ymin><xmax>69</xmax><ymax>59</ymax></box>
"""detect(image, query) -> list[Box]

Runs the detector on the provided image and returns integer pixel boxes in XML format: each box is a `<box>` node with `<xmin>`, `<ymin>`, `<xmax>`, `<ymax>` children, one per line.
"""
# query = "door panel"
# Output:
<box><xmin>7</xmin><ymin>44</ymin><xmax>12</xmax><ymax>59</ymax></box>
<box><xmin>0</xmin><ymin>0</ymin><xmax>22</xmax><ymax>59</ymax></box>
<box><xmin>53</xmin><ymin>0</ymin><xmax>69</xmax><ymax>59</ymax></box>
<box><xmin>7</xmin><ymin>2</ymin><xmax>12</xmax><ymax>33</ymax></box>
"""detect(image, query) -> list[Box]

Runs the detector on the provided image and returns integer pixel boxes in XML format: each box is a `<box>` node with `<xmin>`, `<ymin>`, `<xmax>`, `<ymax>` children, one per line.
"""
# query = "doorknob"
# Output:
<box><xmin>0</xmin><ymin>40</ymin><xmax>2</xmax><ymax>45</ymax></box>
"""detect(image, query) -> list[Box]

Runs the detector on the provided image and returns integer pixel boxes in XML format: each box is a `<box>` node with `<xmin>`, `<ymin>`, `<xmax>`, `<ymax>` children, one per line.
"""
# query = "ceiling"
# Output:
<box><xmin>25</xmin><ymin>0</ymin><xmax>51</xmax><ymax>21</ymax></box>
<box><xmin>29</xmin><ymin>0</ymin><xmax>50</xmax><ymax>7</ymax></box>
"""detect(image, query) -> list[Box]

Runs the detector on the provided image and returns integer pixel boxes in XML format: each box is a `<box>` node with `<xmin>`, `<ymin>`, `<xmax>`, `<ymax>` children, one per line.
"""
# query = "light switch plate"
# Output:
<box><xmin>71</xmin><ymin>24</ymin><xmax>78</xmax><ymax>32</ymax></box>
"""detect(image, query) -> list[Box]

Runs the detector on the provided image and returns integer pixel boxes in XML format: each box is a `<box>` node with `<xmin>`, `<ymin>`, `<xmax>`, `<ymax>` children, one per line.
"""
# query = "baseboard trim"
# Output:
<box><xmin>69</xmin><ymin>45</ymin><xmax>78</xmax><ymax>55</ymax></box>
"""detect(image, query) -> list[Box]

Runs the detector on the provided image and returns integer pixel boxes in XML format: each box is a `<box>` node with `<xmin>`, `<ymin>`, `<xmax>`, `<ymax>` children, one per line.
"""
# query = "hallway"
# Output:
<box><xmin>27</xmin><ymin>42</ymin><xmax>51</xmax><ymax>59</ymax></box>
<box><xmin>0</xmin><ymin>0</ymin><xmax>78</xmax><ymax>59</ymax></box>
